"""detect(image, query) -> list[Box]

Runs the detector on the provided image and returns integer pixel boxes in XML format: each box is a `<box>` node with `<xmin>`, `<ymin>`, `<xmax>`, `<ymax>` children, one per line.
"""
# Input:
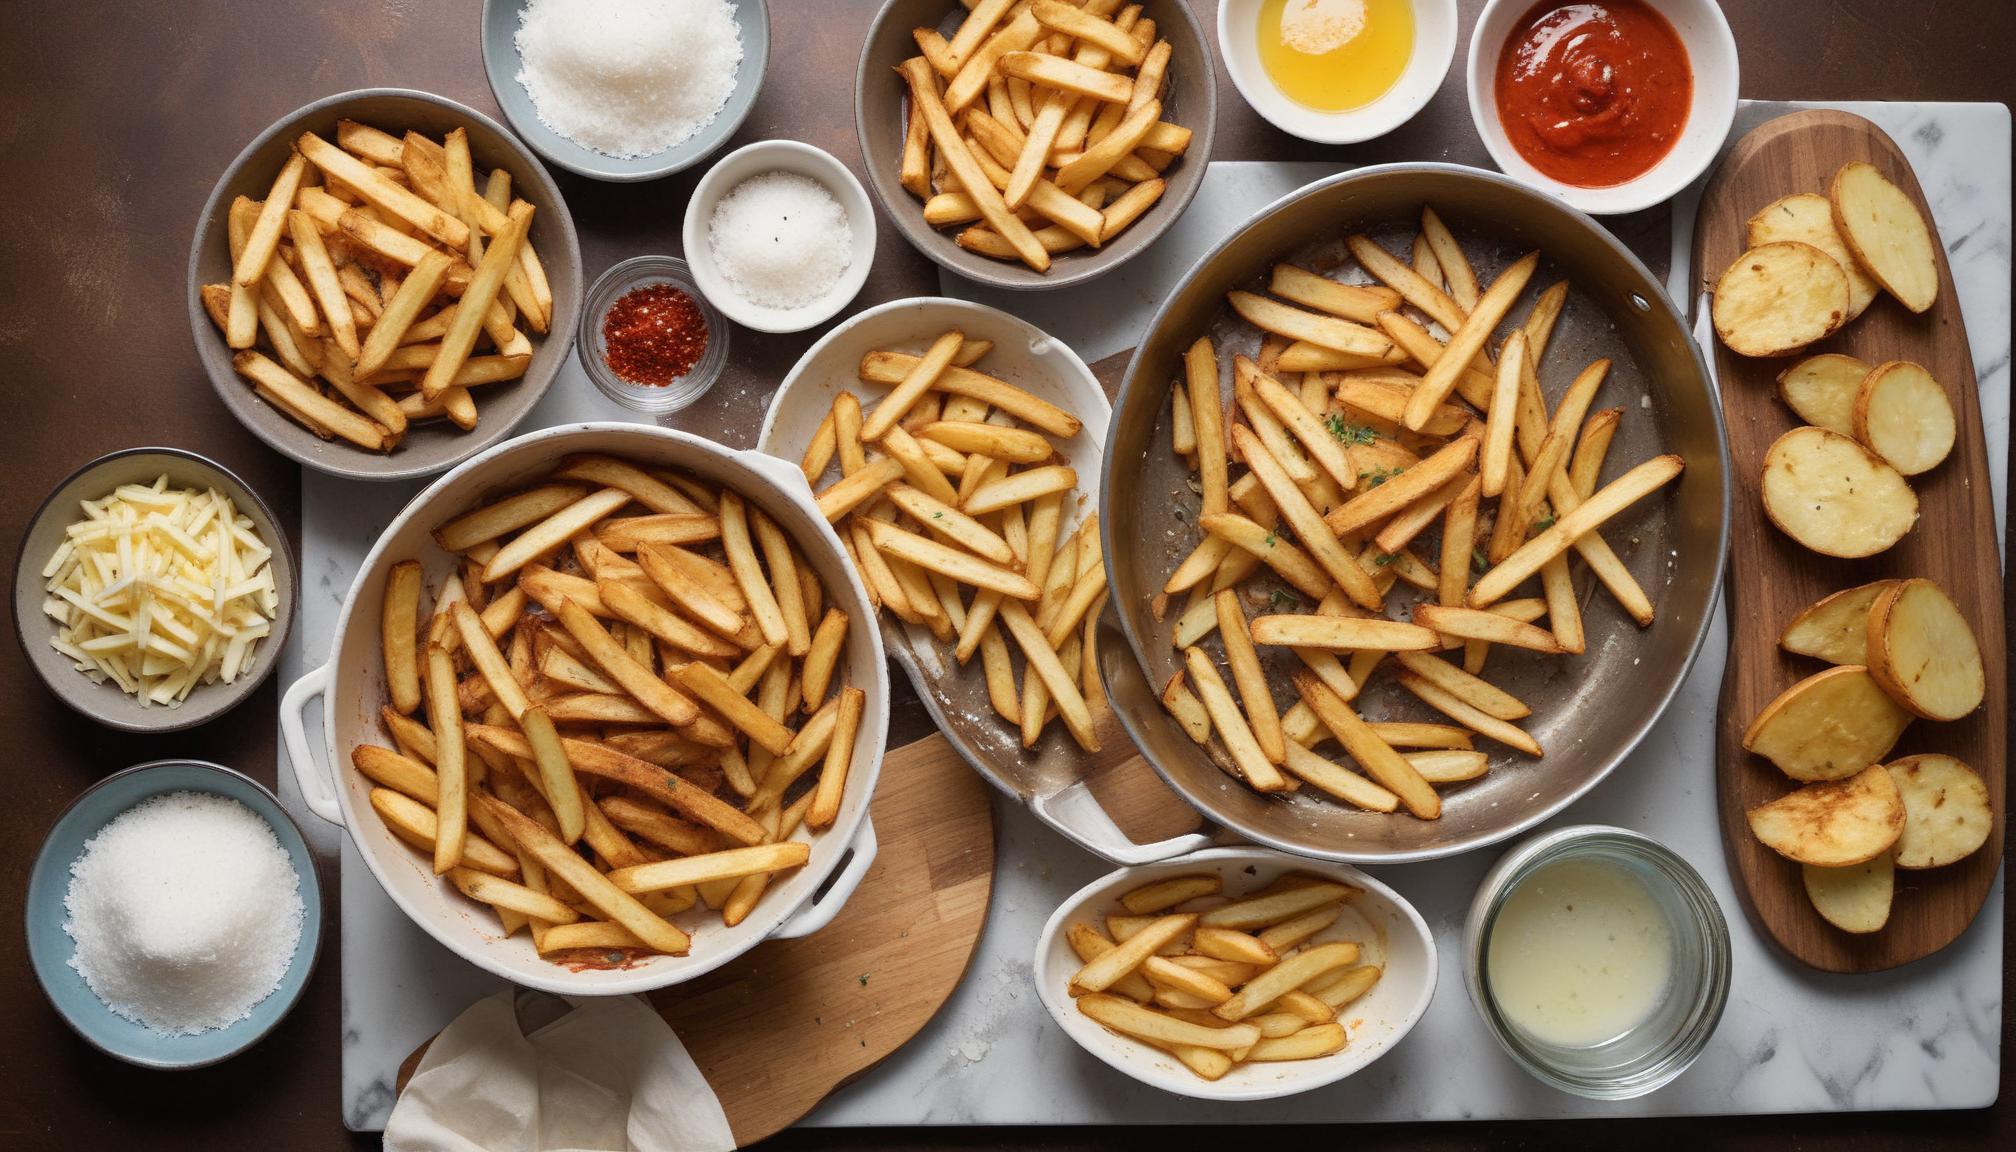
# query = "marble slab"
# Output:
<box><xmin>294</xmin><ymin>102</ymin><xmax>2007</xmax><ymax>1130</ymax></box>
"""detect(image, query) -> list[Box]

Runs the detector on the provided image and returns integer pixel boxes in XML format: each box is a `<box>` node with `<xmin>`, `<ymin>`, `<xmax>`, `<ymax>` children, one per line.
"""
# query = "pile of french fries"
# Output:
<box><xmin>896</xmin><ymin>0</ymin><xmax>1189</xmax><ymax>272</ymax></box>
<box><xmin>200</xmin><ymin>118</ymin><xmax>554</xmax><ymax>453</ymax></box>
<box><xmin>1156</xmin><ymin>207</ymin><xmax>1686</xmax><ymax>820</ymax></box>
<box><xmin>349</xmin><ymin>455</ymin><xmax>863</xmax><ymax>963</ymax></box>
<box><xmin>1065</xmin><ymin>871</ymin><xmax>1384</xmax><ymax>1081</ymax></box>
<box><xmin>796</xmin><ymin>331</ymin><xmax>1106</xmax><ymax>752</ymax></box>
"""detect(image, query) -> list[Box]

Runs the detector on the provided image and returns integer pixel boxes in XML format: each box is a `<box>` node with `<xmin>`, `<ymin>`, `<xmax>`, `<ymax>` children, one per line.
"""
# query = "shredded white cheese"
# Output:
<box><xmin>43</xmin><ymin>475</ymin><xmax>277</xmax><ymax>706</ymax></box>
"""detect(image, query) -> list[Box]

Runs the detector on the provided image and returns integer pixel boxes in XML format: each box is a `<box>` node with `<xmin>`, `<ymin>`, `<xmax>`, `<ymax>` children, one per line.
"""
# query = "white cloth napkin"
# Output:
<box><xmin>385</xmin><ymin>988</ymin><xmax>735</xmax><ymax>1152</ymax></box>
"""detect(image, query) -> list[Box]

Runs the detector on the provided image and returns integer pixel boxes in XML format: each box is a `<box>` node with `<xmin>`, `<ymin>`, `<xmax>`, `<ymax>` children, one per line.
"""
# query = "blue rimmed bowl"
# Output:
<box><xmin>25</xmin><ymin>760</ymin><xmax>322</xmax><ymax>1069</ymax></box>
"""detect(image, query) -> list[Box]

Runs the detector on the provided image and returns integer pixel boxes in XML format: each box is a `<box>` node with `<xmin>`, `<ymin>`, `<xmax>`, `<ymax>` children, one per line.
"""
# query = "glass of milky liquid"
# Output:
<box><xmin>1464</xmin><ymin>826</ymin><xmax>1731</xmax><ymax>1098</ymax></box>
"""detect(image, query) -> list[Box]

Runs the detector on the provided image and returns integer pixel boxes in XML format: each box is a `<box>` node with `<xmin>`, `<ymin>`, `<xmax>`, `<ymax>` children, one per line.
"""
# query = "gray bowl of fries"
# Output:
<box><xmin>1101</xmin><ymin>163</ymin><xmax>1731</xmax><ymax>863</ymax></box>
<box><xmin>187</xmin><ymin>88</ymin><xmax>581</xmax><ymax>482</ymax></box>
<box><xmin>277</xmin><ymin>422</ymin><xmax>888</xmax><ymax>995</ymax></box>
<box><xmin>856</xmin><ymin>0</ymin><xmax>1216</xmax><ymax>290</ymax></box>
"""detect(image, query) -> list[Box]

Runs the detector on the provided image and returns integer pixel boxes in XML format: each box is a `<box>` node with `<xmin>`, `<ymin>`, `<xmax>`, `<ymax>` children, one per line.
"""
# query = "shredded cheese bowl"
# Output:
<box><xmin>13</xmin><ymin>448</ymin><xmax>295</xmax><ymax>732</ymax></box>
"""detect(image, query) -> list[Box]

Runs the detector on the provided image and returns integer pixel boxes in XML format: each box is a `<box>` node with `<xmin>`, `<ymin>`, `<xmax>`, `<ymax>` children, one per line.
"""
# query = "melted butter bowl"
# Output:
<box><xmin>1464</xmin><ymin>825</ymin><xmax>1731</xmax><ymax>1098</ymax></box>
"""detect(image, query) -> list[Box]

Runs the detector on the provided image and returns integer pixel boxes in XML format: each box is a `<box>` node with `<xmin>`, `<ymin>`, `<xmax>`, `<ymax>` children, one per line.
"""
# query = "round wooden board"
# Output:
<box><xmin>1691</xmin><ymin>109</ymin><xmax>2006</xmax><ymax>972</ymax></box>
<box><xmin>398</xmin><ymin>733</ymin><xmax>995</xmax><ymax>1146</ymax></box>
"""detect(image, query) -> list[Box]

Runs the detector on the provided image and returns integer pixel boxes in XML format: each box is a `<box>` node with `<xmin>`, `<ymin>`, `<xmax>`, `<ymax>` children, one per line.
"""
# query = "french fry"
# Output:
<box><xmin>809</xmin><ymin>686</ymin><xmax>863</xmax><ymax>828</ymax></box>
<box><xmin>858</xmin><ymin>352</ymin><xmax>1081</xmax><ymax>437</ymax></box>
<box><xmin>288</xmin><ymin>210</ymin><xmax>357</xmax><ymax>357</ymax></box>
<box><xmin>1470</xmin><ymin>455</ymin><xmax>1684</xmax><ymax>607</ymax></box>
<box><xmin>424</xmin><ymin>644</ymin><xmax>466</xmax><ymax>873</ymax></box>
<box><xmin>1250</xmin><ymin>615</ymin><xmax>1441</xmax><ymax>651</ymax></box>
<box><xmin>234</xmin><ymin>151</ymin><xmax>309</xmax><ymax>287</ymax></box>
<box><xmin>299</xmin><ymin>131</ymin><xmax>469</xmax><ymax>249</ymax></box>
<box><xmin>1215</xmin><ymin>591</ymin><xmax>1284</xmax><ymax>765</ymax></box>
<box><xmin>1268</xmin><ymin>265</ymin><xmax>1401</xmax><ymax>324</ymax></box>
<box><xmin>1295</xmin><ymin>672</ymin><xmax>1439</xmax><ymax>819</ymax></box>
<box><xmin>1229</xmin><ymin>292</ymin><xmax>1393</xmax><ymax>359</ymax></box>
<box><xmin>1325</xmin><ymin>436</ymin><xmax>1478</xmax><ymax>537</ymax></box>
<box><xmin>1419</xmin><ymin>207</ymin><xmax>1479</xmax><ymax>310</ymax></box>
<box><xmin>381</xmin><ymin>560</ymin><xmax>424</xmax><ymax>714</ymax></box>
<box><xmin>518</xmin><ymin>704</ymin><xmax>585</xmax><ymax>843</ymax></box>
<box><xmin>903</xmin><ymin>57</ymin><xmax>1050</xmax><ymax>271</ymax></box>
<box><xmin>1394</xmin><ymin>670</ymin><xmax>1542</xmax><ymax>756</ymax></box>
<box><xmin>1183</xmin><ymin>646</ymin><xmax>1286</xmax><ymax>791</ymax></box>
<box><xmin>1406</xmin><ymin>252</ymin><xmax>1538</xmax><ymax>429</ymax></box>
<box><xmin>816</xmin><ymin>456</ymin><xmax>904</xmax><ymax>522</ymax></box>
<box><xmin>1413</xmin><ymin>603</ymin><xmax>1565</xmax><ymax>654</ymax></box>
<box><xmin>477</xmin><ymin>795</ymin><xmax>689</xmax><ymax>955</ymax></box>
<box><xmin>553</xmin><ymin>597</ymin><xmax>699</xmax><ymax>726</ymax></box>
<box><xmin>233</xmin><ymin>350</ymin><xmax>389</xmax><ymax>450</ymax></box>
<box><xmin>865</xmin><ymin>519</ymin><xmax>1040</xmax><ymax>600</ymax></box>
<box><xmin>1232</xmin><ymin>426</ymin><xmax>1381</xmax><ymax>610</ymax></box>
<box><xmin>421</xmin><ymin>201</ymin><xmax>529</xmax><ymax>400</ymax></box>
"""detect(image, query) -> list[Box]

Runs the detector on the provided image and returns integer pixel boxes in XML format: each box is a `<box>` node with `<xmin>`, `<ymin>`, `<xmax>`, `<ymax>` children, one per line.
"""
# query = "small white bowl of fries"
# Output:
<box><xmin>280</xmin><ymin>422</ymin><xmax>887</xmax><ymax>995</ymax></box>
<box><xmin>1036</xmin><ymin>847</ymin><xmax>1436</xmax><ymax>1100</ymax></box>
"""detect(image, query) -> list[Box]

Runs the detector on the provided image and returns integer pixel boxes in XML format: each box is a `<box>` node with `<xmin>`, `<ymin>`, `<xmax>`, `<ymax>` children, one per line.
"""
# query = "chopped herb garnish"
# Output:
<box><xmin>858</xmin><ymin>973</ymin><xmax>870</xmax><ymax>986</ymax></box>
<box><xmin>1361</xmin><ymin>466</ymin><xmax>1401</xmax><ymax>488</ymax></box>
<box><xmin>1325</xmin><ymin>412</ymin><xmax>1378</xmax><ymax>445</ymax></box>
<box><xmin>1373</xmin><ymin>553</ymin><xmax>1397</xmax><ymax>567</ymax></box>
<box><xmin>1472</xmin><ymin>547</ymin><xmax>1488</xmax><ymax>574</ymax></box>
<box><xmin>932</xmin><ymin>510</ymin><xmax>944</xmax><ymax>519</ymax></box>
<box><xmin>1263</xmin><ymin>530</ymin><xmax>1278</xmax><ymax>548</ymax></box>
<box><xmin>1269</xmin><ymin>588</ymin><xmax>1301</xmax><ymax>612</ymax></box>
<box><xmin>1534</xmin><ymin>514</ymin><xmax>1556</xmax><ymax>531</ymax></box>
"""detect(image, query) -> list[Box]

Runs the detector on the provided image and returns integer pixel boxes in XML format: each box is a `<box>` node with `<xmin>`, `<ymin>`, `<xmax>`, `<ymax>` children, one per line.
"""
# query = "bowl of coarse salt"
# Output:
<box><xmin>481</xmin><ymin>0</ymin><xmax>769</xmax><ymax>182</ymax></box>
<box><xmin>25</xmin><ymin>760</ymin><xmax>321</xmax><ymax>1069</ymax></box>
<box><xmin>681</xmin><ymin>139</ymin><xmax>878</xmax><ymax>333</ymax></box>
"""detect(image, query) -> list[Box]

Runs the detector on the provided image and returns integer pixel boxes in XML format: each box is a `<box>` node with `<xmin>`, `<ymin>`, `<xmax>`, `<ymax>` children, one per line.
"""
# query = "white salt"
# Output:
<box><xmin>707</xmin><ymin>172</ymin><xmax>853</xmax><ymax>309</ymax></box>
<box><xmin>515</xmin><ymin>0</ymin><xmax>743</xmax><ymax>159</ymax></box>
<box><xmin>63</xmin><ymin>791</ymin><xmax>304</xmax><ymax>1036</ymax></box>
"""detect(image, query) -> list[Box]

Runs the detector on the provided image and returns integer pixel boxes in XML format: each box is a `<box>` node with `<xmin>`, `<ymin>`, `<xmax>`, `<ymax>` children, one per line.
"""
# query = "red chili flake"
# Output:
<box><xmin>602</xmin><ymin>283</ymin><xmax>708</xmax><ymax>386</ymax></box>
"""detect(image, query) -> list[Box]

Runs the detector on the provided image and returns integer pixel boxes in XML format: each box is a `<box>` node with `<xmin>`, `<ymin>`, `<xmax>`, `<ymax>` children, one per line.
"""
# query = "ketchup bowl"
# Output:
<box><xmin>1465</xmin><ymin>0</ymin><xmax>1737</xmax><ymax>215</ymax></box>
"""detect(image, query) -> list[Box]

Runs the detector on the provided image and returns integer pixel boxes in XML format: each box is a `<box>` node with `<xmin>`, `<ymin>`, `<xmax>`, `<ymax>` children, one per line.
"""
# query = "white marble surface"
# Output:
<box><xmin>289</xmin><ymin>102</ymin><xmax>2008</xmax><ymax>1131</ymax></box>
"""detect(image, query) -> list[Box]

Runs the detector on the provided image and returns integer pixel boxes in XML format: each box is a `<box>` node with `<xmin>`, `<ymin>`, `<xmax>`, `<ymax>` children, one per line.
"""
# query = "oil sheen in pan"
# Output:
<box><xmin>1130</xmin><ymin>218</ymin><xmax>1680</xmax><ymax>828</ymax></box>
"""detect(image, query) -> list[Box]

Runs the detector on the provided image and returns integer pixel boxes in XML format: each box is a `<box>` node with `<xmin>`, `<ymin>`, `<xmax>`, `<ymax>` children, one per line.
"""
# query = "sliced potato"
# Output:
<box><xmin>1747</xmin><ymin>764</ymin><xmax>1905</xmax><ymax>867</ymax></box>
<box><xmin>1852</xmin><ymin>361</ymin><xmax>1954</xmax><ymax>476</ymax></box>
<box><xmin>1742</xmin><ymin>665</ymin><xmax>1911</xmax><ymax>782</ymax></box>
<box><xmin>1778</xmin><ymin>580</ymin><xmax>1893</xmax><ymax>666</ymax></box>
<box><xmin>1747</xmin><ymin>192</ymin><xmax>1879</xmax><ymax>321</ymax></box>
<box><xmin>1775</xmin><ymin>353</ymin><xmax>1867</xmax><ymax>436</ymax></box>
<box><xmin>1712</xmin><ymin>242</ymin><xmax>1848</xmax><ymax>357</ymax></box>
<box><xmin>1884</xmin><ymin>754</ymin><xmax>1993</xmax><ymax>869</ymax></box>
<box><xmin>1760</xmin><ymin>426</ymin><xmax>1917</xmax><ymax>557</ymax></box>
<box><xmin>1802</xmin><ymin>854</ymin><xmax>1893</xmax><ymax>934</ymax></box>
<box><xmin>1830</xmin><ymin>160</ymin><xmax>1939</xmax><ymax>313</ymax></box>
<box><xmin>1866</xmin><ymin>579</ymin><xmax>1984</xmax><ymax>720</ymax></box>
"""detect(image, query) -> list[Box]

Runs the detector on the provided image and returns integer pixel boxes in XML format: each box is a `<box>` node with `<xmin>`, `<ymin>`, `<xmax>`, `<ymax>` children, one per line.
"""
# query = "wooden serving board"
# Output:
<box><xmin>397</xmin><ymin>734</ymin><xmax>994</xmax><ymax>1146</ymax></box>
<box><xmin>1693</xmin><ymin>109</ymin><xmax>2006</xmax><ymax>973</ymax></box>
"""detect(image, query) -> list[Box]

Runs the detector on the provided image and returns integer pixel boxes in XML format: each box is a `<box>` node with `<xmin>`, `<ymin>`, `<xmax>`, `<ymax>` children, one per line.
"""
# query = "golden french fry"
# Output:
<box><xmin>1295</xmin><ymin>672</ymin><xmax>1439</xmax><ymax>819</ymax></box>
<box><xmin>1183</xmin><ymin>645</ymin><xmax>1286</xmax><ymax>791</ymax></box>
<box><xmin>381</xmin><ymin>560</ymin><xmax>424</xmax><ymax>714</ymax></box>
<box><xmin>809</xmin><ymin>686</ymin><xmax>863</xmax><ymax>829</ymax></box>
<box><xmin>518</xmin><ymin>704</ymin><xmax>585</xmax><ymax>843</ymax></box>
<box><xmin>816</xmin><ymin>456</ymin><xmax>904</xmax><ymax>522</ymax></box>
<box><xmin>858</xmin><ymin>352</ymin><xmax>1082</xmax><ymax>437</ymax></box>
<box><xmin>1412</xmin><ymin>603</ymin><xmax>1565</xmax><ymax>654</ymax></box>
<box><xmin>424</xmin><ymin>644</ymin><xmax>466</xmax><ymax>873</ymax></box>
<box><xmin>1470</xmin><ymin>455</ymin><xmax>1684</xmax><ymax>608</ymax></box>
<box><xmin>1229</xmin><ymin>292</ymin><xmax>1392</xmax><ymax>359</ymax></box>
<box><xmin>1395</xmin><ymin>670</ymin><xmax>1543</xmax><ymax>756</ymax></box>
<box><xmin>1232</xmin><ymin>425</ymin><xmax>1381</xmax><ymax>611</ymax></box>
<box><xmin>477</xmin><ymin>795</ymin><xmax>689</xmax><ymax>955</ymax></box>
<box><xmin>552</xmin><ymin>597</ymin><xmax>699</xmax><ymax>726</ymax></box>
<box><xmin>1250</xmin><ymin>614</ymin><xmax>1441</xmax><ymax>651</ymax></box>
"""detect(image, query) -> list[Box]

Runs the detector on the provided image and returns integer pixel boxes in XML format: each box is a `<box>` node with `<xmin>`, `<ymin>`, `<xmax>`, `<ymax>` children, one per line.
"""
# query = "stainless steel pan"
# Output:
<box><xmin>1098</xmin><ymin>164</ymin><xmax>1730</xmax><ymax>863</ymax></box>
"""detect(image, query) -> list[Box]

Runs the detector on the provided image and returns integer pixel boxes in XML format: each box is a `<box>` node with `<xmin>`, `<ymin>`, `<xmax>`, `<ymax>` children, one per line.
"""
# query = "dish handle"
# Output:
<box><xmin>1033</xmin><ymin>784</ymin><xmax>1214</xmax><ymax>866</ymax></box>
<box><xmin>770</xmin><ymin>816</ymin><xmax>879</xmax><ymax>941</ymax></box>
<box><xmin>280</xmin><ymin>662</ymin><xmax>345</xmax><ymax>827</ymax></box>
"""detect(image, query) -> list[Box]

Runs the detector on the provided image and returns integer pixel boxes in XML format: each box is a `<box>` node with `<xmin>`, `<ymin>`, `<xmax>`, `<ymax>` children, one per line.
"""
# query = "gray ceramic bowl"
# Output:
<box><xmin>12</xmin><ymin>448</ymin><xmax>297</xmax><ymax>732</ymax></box>
<box><xmin>856</xmin><ymin>0</ymin><xmax>1217</xmax><ymax>291</ymax></box>
<box><xmin>187</xmin><ymin>88</ymin><xmax>582</xmax><ymax>482</ymax></box>
<box><xmin>480</xmin><ymin>0</ymin><xmax>770</xmax><ymax>182</ymax></box>
<box><xmin>25</xmin><ymin>759</ymin><xmax>322</xmax><ymax>1069</ymax></box>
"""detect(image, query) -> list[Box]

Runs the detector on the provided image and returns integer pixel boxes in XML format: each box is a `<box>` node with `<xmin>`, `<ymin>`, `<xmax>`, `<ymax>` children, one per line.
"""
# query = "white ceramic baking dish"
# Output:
<box><xmin>280</xmin><ymin>422</ymin><xmax>888</xmax><ymax>995</ymax></box>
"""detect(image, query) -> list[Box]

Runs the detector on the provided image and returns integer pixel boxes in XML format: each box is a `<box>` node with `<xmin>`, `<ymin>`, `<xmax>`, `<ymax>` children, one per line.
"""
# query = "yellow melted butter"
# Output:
<box><xmin>1257</xmin><ymin>0</ymin><xmax>1415</xmax><ymax>113</ymax></box>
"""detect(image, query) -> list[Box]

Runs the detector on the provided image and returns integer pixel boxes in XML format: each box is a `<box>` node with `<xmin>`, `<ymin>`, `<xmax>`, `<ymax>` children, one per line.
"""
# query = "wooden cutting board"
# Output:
<box><xmin>398</xmin><ymin>734</ymin><xmax>994</xmax><ymax>1146</ymax></box>
<box><xmin>1692</xmin><ymin>109</ymin><xmax>2006</xmax><ymax>973</ymax></box>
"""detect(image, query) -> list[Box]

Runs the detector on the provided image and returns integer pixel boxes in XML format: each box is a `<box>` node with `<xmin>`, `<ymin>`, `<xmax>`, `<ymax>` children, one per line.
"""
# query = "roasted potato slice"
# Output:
<box><xmin>1747</xmin><ymin>192</ymin><xmax>1880</xmax><ymax>322</ymax></box>
<box><xmin>1866</xmin><ymin>578</ymin><xmax>1984</xmax><ymax>720</ymax></box>
<box><xmin>1748</xmin><ymin>764</ymin><xmax>1906</xmax><ymax>867</ymax></box>
<box><xmin>1852</xmin><ymin>360</ymin><xmax>1954</xmax><ymax>476</ymax></box>
<box><xmin>1802</xmin><ymin>854</ymin><xmax>1894</xmax><ymax>934</ymax></box>
<box><xmin>1760</xmin><ymin>426</ymin><xmax>1917</xmax><ymax>557</ymax></box>
<box><xmin>1712</xmin><ymin>242</ymin><xmax>1848</xmax><ymax>357</ymax></box>
<box><xmin>1830</xmin><ymin>160</ymin><xmax>1939</xmax><ymax>313</ymax></box>
<box><xmin>1743</xmin><ymin>665</ymin><xmax>1911</xmax><ymax>782</ymax></box>
<box><xmin>1778</xmin><ymin>579</ymin><xmax>1894</xmax><ymax>666</ymax></box>
<box><xmin>1884</xmin><ymin>754</ymin><xmax>1993</xmax><ymax>869</ymax></box>
<box><xmin>1775</xmin><ymin>353</ymin><xmax>1867</xmax><ymax>436</ymax></box>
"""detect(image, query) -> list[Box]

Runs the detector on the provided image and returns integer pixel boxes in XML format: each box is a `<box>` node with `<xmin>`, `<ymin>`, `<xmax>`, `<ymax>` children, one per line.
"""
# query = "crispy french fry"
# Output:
<box><xmin>808</xmin><ymin>686</ymin><xmax>863</xmax><ymax>828</ymax></box>
<box><xmin>1295</xmin><ymin>672</ymin><xmax>1439</xmax><ymax>819</ymax></box>
<box><xmin>424</xmin><ymin>644</ymin><xmax>466</xmax><ymax>873</ymax></box>
<box><xmin>1470</xmin><ymin>455</ymin><xmax>1683</xmax><ymax>608</ymax></box>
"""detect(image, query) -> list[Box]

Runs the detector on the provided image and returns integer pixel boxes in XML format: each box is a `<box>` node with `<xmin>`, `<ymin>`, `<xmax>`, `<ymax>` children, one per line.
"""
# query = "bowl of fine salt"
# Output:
<box><xmin>25</xmin><ymin>760</ymin><xmax>321</xmax><ymax>1069</ymax></box>
<box><xmin>481</xmin><ymin>0</ymin><xmax>770</xmax><ymax>182</ymax></box>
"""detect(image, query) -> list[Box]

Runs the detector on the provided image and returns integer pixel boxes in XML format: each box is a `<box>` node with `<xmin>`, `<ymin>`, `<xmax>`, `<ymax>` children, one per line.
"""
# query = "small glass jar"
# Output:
<box><xmin>1464</xmin><ymin>825</ymin><xmax>1730</xmax><ymax>1099</ymax></box>
<box><xmin>577</xmin><ymin>256</ymin><xmax>728</xmax><ymax>414</ymax></box>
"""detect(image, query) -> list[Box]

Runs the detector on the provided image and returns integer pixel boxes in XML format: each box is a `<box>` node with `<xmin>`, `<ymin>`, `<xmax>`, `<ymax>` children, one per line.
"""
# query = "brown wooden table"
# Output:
<box><xmin>0</xmin><ymin>1</ymin><xmax>2008</xmax><ymax>1148</ymax></box>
